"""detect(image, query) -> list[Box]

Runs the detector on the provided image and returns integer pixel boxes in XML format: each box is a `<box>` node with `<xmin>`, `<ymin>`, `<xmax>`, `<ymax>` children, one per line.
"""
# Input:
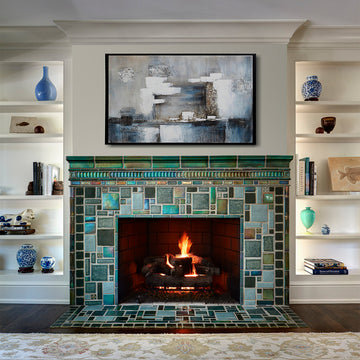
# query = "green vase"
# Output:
<box><xmin>300</xmin><ymin>207</ymin><xmax>316</xmax><ymax>232</ymax></box>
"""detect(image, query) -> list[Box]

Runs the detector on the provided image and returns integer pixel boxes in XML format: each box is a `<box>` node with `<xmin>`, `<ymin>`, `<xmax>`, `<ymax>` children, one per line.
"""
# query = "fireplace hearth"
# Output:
<box><xmin>67</xmin><ymin>155</ymin><xmax>292</xmax><ymax>306</ymax></box>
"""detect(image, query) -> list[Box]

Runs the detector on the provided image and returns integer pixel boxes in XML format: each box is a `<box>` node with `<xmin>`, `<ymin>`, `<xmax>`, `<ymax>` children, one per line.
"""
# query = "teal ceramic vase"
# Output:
<box><xmin>300</xmin><ymin>207</ymin><xmax>316</xmax><ymax>232</ymax></box>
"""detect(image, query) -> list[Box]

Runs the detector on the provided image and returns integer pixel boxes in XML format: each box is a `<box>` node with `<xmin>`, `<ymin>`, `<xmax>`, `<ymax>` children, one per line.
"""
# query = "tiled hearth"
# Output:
<box><xmin>67</xmin><ymin>155</ymin><xmax>292</xmax><ymax>307</ymax></box>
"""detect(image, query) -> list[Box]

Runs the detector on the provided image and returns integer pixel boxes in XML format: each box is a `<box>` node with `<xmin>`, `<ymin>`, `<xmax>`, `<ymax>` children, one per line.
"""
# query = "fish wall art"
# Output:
<box><xmin>328</xmin><ymin>157</ymin><xmax>360</xmax><ymax>191</ymax></box>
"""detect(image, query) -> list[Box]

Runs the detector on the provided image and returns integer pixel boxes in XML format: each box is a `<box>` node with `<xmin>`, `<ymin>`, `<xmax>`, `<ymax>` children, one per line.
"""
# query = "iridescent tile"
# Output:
<box><xmin>102</xmin><ymin>193</ymin><xmax>119</xmax><ymax>210</ymax></box>
<box><xmin>103</xmin><ymin>247</ymin><xmax>114</xmax><ymax>258</ymax></box>
<box><xmin>124</xmin><ymin>156</ymin><xmax>151</xmax><ymax>169</ymax></box>
<box><xmin>216</xmin><ymin>199</ymin><xmax>228</xmax><ymax>214</ymax></box>
<box><xmin>153</xmin><ymin>156</ymin><xmax>180</xmax><ymax>169</ymax></box>
<box><xmin>210</xmin><ymin>156</ymin><xmax>237</xmax><ymax>168</ymax></box>
<box><xmin>95</xmin><ymin>157</ymin><xmax>123</xmax><ymax>169</ymax></box>
<box><xmin>163</xmin><ymin>205</ymin><xmax>179</xmax><ymax>215</ymax></box>
<box><xmin>85</xmin><ymin>223</ymin><xmax>96</xmax><ymax>234</ymax></box>
<box><xmin>174</xmin><ymin>187</ymin><xmax>185</xmax><ymax>198</ymax></box>
<box><xmin>181</xmin><ymin>156</ymin><xmax>208</xmax><ymax>168</ymax></box>
<box><xmin>263</xmin><ymin>253</ymin><xmax>274</xmax><ymax>265</ymax></box>
<box><xmin>193</xmin><ymin>193</ymin><xmax>209</xmax><ymax>210</ymax></box>
<box><xmin>245</xmin><ymin>228</ymin><xmax>255</xmax><ymax>239</ymax></box>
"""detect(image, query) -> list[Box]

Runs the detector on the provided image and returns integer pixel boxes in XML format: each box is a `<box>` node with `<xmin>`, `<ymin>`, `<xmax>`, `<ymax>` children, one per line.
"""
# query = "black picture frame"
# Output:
<box><xmin>105</xmin><ymin>54</ymin><xmax>256</xmax><ymax>144</ymax></box>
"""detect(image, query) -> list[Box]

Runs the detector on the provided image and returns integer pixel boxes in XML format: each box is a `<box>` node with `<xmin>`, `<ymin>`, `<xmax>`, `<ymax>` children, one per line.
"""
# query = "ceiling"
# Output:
<box><xmin>0</xmin><ymin>0</ymin><xmax>359</xmax><ymax>27</ymax></box>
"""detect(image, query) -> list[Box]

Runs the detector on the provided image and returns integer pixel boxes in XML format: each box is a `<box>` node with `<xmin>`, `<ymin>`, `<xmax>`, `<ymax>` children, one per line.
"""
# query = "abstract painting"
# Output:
<box><xmin>328</xmin><ymin>157</ymin><xmax>360</xmax><ymax>191</ymax></box>
<box><xmin>105</xmin><ymin>54</ymin><xmax>256</xmax><ymax>144</ymax></box>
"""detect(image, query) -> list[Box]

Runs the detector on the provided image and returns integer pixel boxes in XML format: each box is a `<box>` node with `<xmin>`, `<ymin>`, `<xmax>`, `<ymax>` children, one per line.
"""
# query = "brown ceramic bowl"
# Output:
<box><xmin>321</xmin><ymin>116</ymin><xmax>336</xmax><ymax>134</ymax></box>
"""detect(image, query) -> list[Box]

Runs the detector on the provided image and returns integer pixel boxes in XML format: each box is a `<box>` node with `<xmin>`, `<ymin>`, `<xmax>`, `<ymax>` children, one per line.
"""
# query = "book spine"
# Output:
<box><xmin>304</xmin><ymin>158</ymin><xmax>310</xmax><ymax>195</ymax></box>
<box><xmin>309</xmin><ymin>161</ymin><xmax>315</xmax><ymax>196</ymax></box>
<box><xmin>304</xmin><ymin>267</ymin><xmax>349</xmax><ymax>275</ymax></box>
<box><xmin>33</xmin><ymin>162</ymin><xmax>38</xmax><ymax>195</ymax></box>
<box><xmin>297</xmin><ymin>158</ymin><xmax>306</xmax><ymax>196</ymax></box>
<box><xmin>313</xmin><ymin>164</ymin><xmax>317</xmax><ymax>196</ymax></box>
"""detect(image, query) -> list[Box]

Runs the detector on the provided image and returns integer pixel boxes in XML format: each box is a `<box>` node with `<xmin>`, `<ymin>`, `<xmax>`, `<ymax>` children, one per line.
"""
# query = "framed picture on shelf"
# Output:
<box><xmin>105</xmin><ymin>54</ymin><xmax>256</xmax><ymax>145</ymax></box>
<box><xmin>328</xmin><ymin>157</ymin><xmax>360</xmax><ymax>191</ymax></box>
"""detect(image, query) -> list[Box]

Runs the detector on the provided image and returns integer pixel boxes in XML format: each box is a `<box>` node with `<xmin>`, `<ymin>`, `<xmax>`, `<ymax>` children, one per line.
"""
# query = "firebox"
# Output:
<box><xmin>117</xmin><ymin>218</ymin><xmax>242</xmax><ymax>303</ymax></box>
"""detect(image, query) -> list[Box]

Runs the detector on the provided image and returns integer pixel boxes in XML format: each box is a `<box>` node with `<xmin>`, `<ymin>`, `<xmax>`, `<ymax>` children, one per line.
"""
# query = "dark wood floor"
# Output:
<box><xmin>0</xmin><ymin>303</ymin><xmax>359</xmax><ymax>333</ymax></box>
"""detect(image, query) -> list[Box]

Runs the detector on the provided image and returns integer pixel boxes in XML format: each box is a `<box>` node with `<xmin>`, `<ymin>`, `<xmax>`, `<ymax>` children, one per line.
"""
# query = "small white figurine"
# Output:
<box><xmin>0</xmin><ymin>209</ymin><xmax>35</xmax><ymax>227</ymax></box>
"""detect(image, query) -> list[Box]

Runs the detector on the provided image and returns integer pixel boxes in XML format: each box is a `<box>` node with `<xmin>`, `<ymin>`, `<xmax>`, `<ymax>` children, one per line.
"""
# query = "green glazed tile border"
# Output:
<box><xmin>123</xmin><ymin>156</ymin><xmax>152</xmax><ymax>169</ymax></box>
<box><xmin>266</xmin><ymin>156</ymin><xmax>293</xmax><ymax>168</ymax></box>
<box><xmin>67</xmin><ymin>156</ymin><xmax>95</xmax><ymax>169</ymax></box>
<box><xmin>95</xmin><ymin>156</ymin><xmax>123</xmax><ymax>169</ymax></box>
<box><xmin>153</xmin><ymin>156</ymin><xmax>180</xmax><ymax>169</ymax></box>
<box><xmin>181</xmin><ymin>156</ymin><xmax>209</xmax><ymax>168</ymax></box>
<box><xmin>209</xmin><ymin>156</ymin><xmax>237</xmax><ymax>168</ymax></box>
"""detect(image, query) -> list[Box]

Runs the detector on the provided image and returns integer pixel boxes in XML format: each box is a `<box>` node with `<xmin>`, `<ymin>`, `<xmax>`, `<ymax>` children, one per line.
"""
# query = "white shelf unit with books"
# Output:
<box><xmin>291</xmin><ymin>59</ymin><xmax>360</xmax><ymax>303</ymax></box>
<box><xmin>0</xmin><ymin>60</ymin><xmax>68</xmax><ymax>303</ymax></box>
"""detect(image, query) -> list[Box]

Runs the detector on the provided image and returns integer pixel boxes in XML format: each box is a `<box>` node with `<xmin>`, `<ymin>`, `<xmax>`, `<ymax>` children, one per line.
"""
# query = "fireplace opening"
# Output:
<box><xmin>118</xmin><ymin>217</ymin><xmax>242</xmax><ymax>303</ymax></box>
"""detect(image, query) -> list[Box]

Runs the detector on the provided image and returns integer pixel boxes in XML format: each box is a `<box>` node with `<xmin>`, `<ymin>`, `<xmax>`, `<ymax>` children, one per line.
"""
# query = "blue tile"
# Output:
<box><xmin>84</xmin><ymin>235</ymin><xmax>96</xmax><ymax>252</ymax></box>
<box><xmin>85</xmin><ymin>223</ymin><xmax>96</xmax><ymax>234</ymax></box>
<box><xmin>234</xmin><ymin>187</ymin><xmax>244</xmax><ymax>198</ymax></box>
<box><xmin>132</xmin><ymin>193</ymin><xmax>143</xmax><ymax>210</ymax></box>
<box><xmin>120</xmin><ymin>205</ymin><xmax>131</xmax><ymax>215</ymax></box>
<box><xmin>251</xmin><ymin>204</ymin><xmax>268</xmax><ymax>222</ymax></box>
<box><xmin>102</xmin><ymin>193</ymin><xmax>120</xmax><ymax>210</ymax></box>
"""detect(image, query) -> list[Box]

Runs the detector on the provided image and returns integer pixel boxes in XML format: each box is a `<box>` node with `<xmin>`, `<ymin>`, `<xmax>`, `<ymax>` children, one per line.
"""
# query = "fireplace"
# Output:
<box><xmin>67</xmin><ymin>155</ymin><xmax>292</xmax><ymax>307</ymax></box>
<box><xmin>117</xmin><ymin>217</ymin><xmax>241</xmax><ymax>303</ymax></box>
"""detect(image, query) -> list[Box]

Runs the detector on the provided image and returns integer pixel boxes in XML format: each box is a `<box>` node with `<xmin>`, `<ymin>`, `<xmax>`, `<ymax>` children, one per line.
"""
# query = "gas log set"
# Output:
<box><xmin>141</xmin><ymin>232</ymin><xmax>220</xmax><ymax>291</ymax></box>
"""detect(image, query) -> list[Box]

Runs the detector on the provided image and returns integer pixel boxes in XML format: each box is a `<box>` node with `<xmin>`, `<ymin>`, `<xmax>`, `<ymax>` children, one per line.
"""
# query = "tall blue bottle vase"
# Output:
<box><xmin>35</xmin><ymin>66</ymin><xmax>57</xmax><ymax>101</ymax></box>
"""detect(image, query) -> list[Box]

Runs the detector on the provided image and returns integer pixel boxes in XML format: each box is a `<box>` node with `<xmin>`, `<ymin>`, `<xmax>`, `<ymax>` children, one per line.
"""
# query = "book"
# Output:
<box><xmin>304</xmin><ymin>266</ymin><xmax>349</xmax><ymax>275</ymax></box>
<box><xmin>297</xmin><ymin>155</ymin><xmax>306</xmax><ymax>195</ymax></box>
<box><xmin>309</xmin><ymin>161</ymin><xmax>315</xmax><ymax>195</ymax></box>
<box><xmin>304</xmin><ymin>258</ymin><xmax>345</xmax><ymax>268</ymax></box>
<box><xmin>300</xmin><ymin>157</ymin><xmax>310</xmax><ymax>195</ymax></box>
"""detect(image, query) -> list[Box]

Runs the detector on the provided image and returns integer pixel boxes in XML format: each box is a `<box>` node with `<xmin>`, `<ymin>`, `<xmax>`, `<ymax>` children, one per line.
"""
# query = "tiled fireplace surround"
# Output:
<box><xmin>67</xmin><ymin>155</ymin><xmax>292</xmax><ymax>307</ymax></box>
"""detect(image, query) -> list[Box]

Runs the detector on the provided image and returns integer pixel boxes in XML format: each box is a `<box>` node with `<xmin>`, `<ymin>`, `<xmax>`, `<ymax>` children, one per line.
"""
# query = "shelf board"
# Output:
<box><xmin>296</xmin><ymin>233</ymin><xmax>360</xmax><ymax>240</ymax></box>
<box><xmin>0</xmin><ymin>195</ymin><xmax>63</xmax><ymax>200</ymax></box>
<box><xmin>0</xmin><ymin>133</ymin><xmax>63</xmax><ymax>143</ymax></box>
<box><xmin>296</xmin><ymin>134</ymin><xmax>360</xmax><ymax>143</ymax></box>
<box><xmin>297</xmin><ymin>194</ymin><xmax>360</xmax><ymax>200</ymax></box>
<box><xmin>296</xmin><ymin>100</ymin><xmax>360</xmax><ymax>113</ymax></box>
<box><xmin>0</xmin><ymin>233</ymin><xmax>63</xmax><ymax>240</ymax></box>
<box><xmin>296</xmin><ymin>268</ymin><xmax>360</xmax><ymax>277</ymax></box>
<box><xmin>0</xmin><ymin>101</ymin><xmax>63</xmax><ymax>113</ymax></box>
<box><xmin>0</xmin><ymin>269</ymin><xmax>65</xmax><ymax>284</ymax></box>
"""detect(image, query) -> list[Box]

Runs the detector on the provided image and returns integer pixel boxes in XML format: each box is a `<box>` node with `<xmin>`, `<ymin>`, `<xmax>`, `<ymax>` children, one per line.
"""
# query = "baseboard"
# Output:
<box><xmin>0</xmin><ymin>284</ymin><xmax>69</xmax><ymax>304</ymax></box>
<box><xmin>290</xmin><ymin>283</ymin><xmax>360</xmax><ymax>304</ymax></box>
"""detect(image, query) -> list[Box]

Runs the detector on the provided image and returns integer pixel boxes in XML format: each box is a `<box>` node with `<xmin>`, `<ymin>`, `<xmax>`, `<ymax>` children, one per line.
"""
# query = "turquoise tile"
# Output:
<box><xmin>244</xmin><ymin>288</ymin><xmax>256</xmax><ymax>301</ymax></box>
<box><xmin>132</xmin><ymin>193</ymin><xmax>143</xmax><ymax>210</ymax></box>
<box><xmin>181</xmin><ymin>156</ymin><xmax>208</xmax><ymax>168</ymax></box>
<box><xmin>103</xmin><ymin>281</ymin><xmax>115</xmax><ymax>294</ymax></box>
<box><xmin>157</xmin><ymin>188</ymin><xmax>173</xmax><ymax>204</ymax></box>
<box><xmin>103</xmin><ymin>294</ymin><xmax>115</xmax><ymax>305</ymax></box>
<box><xmin>251</xmin><ymin>204</ymin><xmax>268</xmax><ymax>222</ymax></box>
<box><xmin>263</xmin><ymin>271</ymin><xmax>274</xmax><ymax>283</ymax></box>
<box><xmin>163</xmin><ymin>205</ymin><xmax>179</xmax><ymax>214</ymax></box>
<box><xmin>193</xmin><ymin>193</ymin><xmax>209</xmax><ymax>210</ymax></box>
<box><xmin>103</xmin><ymin>247</ymin><xmax>114</xmax><ymax>258</ymax></box>
<box><xmin>209</xmin><ymin>156</ymin><xmax>237</xmax><ymax>168</ymax></box>
<box><xmin>67</xmin><ymin>156</ymin><xmax>95</xmax><ymax>169</ymax></box>
<box><xmin>84</xmin><ymin>235</ymin><xmax>96</xmax><ymax>252</ymax></box>
<box><xmin>263</xmin><ymin>193</ymin><xmax>274</xmax><ymax>203</ymax></box>
<box><xmin>245</xmin><ymin>241</ymin><xmax>261</xmax><ymax>257</ymax></box>
<box><xmin>85</xmin><ymin>282</ymin><xmax>96</xmax><ymax>293</ymax></box>
<box><xmin>238</xmin><ymin>156</ymin><xmax>265</xmax><ymax>168</ymax></box>
<box><xmin>102</xmin><ymin>193</ymin><xmax>119</xmax><ymax>210</ymax></box>
<box><xmin>85</xmin><ymin>223</ymin><xmax>96</xmax><ymax>234</ymax></box>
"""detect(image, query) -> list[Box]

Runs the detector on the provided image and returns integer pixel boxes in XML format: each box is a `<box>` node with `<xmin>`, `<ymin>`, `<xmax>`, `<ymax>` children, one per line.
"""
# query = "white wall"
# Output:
<box><xmin>71</xmin><ymin>43</ymin><xmax>288</xmax><ymax>156</ymax></box>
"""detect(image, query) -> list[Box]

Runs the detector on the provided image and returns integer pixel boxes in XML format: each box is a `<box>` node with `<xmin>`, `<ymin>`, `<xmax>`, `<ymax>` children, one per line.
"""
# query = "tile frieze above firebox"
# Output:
<box><xmin>66</xmin><ymin>155</ymin><xmax>292</xmax><ymax>307</ymax></box>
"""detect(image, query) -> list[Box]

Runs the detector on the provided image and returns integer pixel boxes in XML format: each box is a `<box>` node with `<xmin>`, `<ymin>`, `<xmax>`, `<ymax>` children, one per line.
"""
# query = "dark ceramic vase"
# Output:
<box><xmin>35</xmin><ymin>66</ymin><xmax>57</xmax><ymax>101</ymax></box>
<box><xmin>321</xmin><ymin>116</ymin><xmax>336</xmax><ymax>134</ymax></box>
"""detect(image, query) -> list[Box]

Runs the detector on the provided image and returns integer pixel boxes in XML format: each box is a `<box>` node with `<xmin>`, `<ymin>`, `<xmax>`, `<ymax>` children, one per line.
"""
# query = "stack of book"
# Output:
<box><xmin>296</xmin><ymin>155</ymin><xmax>317</xmax><ymax>196</ymax></box>
<box><xmin>32</xmin><ymin>162</ymin><xmax>60</xmax><ymax>195</ymax></box>
<box><xmin>304</xmin><ymin>258</ymin><xmax>348</xmax><ymax>275</ymax></box>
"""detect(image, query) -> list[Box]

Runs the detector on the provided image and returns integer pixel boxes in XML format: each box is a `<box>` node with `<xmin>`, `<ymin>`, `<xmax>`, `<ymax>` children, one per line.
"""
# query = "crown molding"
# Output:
<box><xmin>289</xmin><ymin>25</ymin><xmax>360</xmax><ymax>49</ymax></box>
<box><xmin>0</xmin><ymin>26</ymin><xmax>69</xmax><ymax>50</ymax></box>
<box><xmin>54</xmin><ymin>19</ymin><xmax>306</xmax><ymax>45</ymax></box>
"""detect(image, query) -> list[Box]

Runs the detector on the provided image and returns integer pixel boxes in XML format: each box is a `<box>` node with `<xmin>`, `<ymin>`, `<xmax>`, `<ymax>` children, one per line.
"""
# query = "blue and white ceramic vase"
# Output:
<box><xmin>35</xmin><ymin>66</ymin><xmax>57</xmax><ymax>101</ymax></box>
<box><xmin>40</xmin><ymin>256</ymin><xmax>56</xmax><ymax>273</ymax></box>
<box><xmin>16</xmin><ymin>244</ymin><xmax>37</xmax><ymax>273</ymax></box>
<box><xmin>301</xmin><ymin>75</ymin><xmax>322</xmax><ymax>101</ymax></box>
<box><xmin>321</xmin><ymin>224</ymin><xmax>331</xmax><ymax>235</ymax></box>
<box><xmin>300</xmin><ymin>207</ymin><xmax>316</xmax><ymax>233</ymax></box>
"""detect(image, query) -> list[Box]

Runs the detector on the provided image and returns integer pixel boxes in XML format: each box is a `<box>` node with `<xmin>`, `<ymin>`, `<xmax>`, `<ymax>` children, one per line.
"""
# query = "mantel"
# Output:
<box><xmin>54</xmin><ymin>19</ymin><xmax>306</xmax><ymax>44</ymax></box>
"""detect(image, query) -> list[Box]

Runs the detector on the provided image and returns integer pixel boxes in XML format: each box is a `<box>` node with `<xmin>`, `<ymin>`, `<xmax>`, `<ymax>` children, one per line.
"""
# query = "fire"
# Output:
<box><xmin>177</xmin><ymin>232</ymin><xmax>192</xmax><ymax>258</ymax></box>
<box><xmin>165</xmin><ymin>254</ymin><xmax>174</xmax><ymax>269</ymax></box>
<box><xmin>184</xmin><ymin>262</ymin><xmax>198</xmax><ymax>277</ymax></box>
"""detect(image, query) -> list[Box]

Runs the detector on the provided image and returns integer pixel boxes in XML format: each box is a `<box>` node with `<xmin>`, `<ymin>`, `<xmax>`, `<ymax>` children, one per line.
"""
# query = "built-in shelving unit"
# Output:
<box><xmin>0</xmin><ymin>60</ymin><xmax>67</xmax><ymax>303</ymax></box>
<box><xmin>291</xmin><ymin>59</ymin><xmax>360</xmax><ymax>303</ymax></box>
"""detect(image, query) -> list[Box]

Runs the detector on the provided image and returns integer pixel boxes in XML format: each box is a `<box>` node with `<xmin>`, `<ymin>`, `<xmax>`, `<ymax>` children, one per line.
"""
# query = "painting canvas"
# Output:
<box><xmin>105</xmin><ymin>54</ymin><xmax>255</xmax><ymax>144</ymax></box>
<box><xmin>328</xmin><ymin>157</ymin><xmax>360</xmax><ymax>191</ymax></box>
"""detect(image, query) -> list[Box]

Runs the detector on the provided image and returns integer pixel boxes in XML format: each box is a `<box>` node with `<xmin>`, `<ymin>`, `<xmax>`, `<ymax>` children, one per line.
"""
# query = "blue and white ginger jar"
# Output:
<box><xmin>301</xmin><ymin>75</ymin><xmax>322</xmax><ymax>101</ymax></box>
<box><xmin>16</xmin><ymin>244</ymin><xmax>37</xmax><ymax>270</ymax></box>
<box><xmin>321</xmin><ymin>224</ymin><xmax>330</xmax><ymax>235</ymax></box>
<box><xmin>40</xmin><ymin>256</ymin><xmax>56</xmax><ymax>270</ymax></box>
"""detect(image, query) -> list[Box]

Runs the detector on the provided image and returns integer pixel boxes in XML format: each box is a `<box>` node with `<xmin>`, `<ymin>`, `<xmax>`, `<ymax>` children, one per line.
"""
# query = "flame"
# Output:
<box><xmin>184</xmin><ymin>262</ymin><xmax>198</xmax><ymax>277</ymax></box>
<box><xmin>165</xmin><ymin>254</ymin><xmax>174</xmax><ymax>269</ymax></box>
<box><xmin>178</xmin><ymin>232</ymin><xmax>192</xmax><ymax>257</ymax></box>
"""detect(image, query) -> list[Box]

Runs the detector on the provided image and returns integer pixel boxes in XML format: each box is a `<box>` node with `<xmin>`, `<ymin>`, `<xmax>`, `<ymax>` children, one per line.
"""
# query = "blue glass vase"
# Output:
<box><xmin>301</xmin><ymin>75</ymin><xmax>322</xmax><ymax>101</ymax></box>
<box><xmin>16</xmin><ymin>244</ymin><xmax>37</xmax><ymax>273</ymax></box>
<box><xmin>35</xmin><ymin>66</ymin><xmax>57</xmax><ymax>101</ymax></box>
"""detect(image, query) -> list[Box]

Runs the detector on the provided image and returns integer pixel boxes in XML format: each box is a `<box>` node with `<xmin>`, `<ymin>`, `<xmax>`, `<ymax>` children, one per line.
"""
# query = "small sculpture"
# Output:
<box><xmin>0</xmin><ymin>209</ymin><xmax>35</xmax><ymax>235</ymax></box>
<box><xmin>52</xmin><ymin>181</ymin><xmax>63</xmax><ymax>195</ymax></box>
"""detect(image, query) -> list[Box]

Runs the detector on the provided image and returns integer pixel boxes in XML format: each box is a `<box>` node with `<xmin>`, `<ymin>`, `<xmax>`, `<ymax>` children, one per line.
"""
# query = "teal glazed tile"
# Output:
<box><xmin>181</xmin><ymin>156</ymin><xmax>208</xmax><ymax>168</ymax></box>
<box><xmin>121</xmin><ymin>188</ymin><xmax>131</xmax><ymax>198</ymax></box>
<box><xmin>97</xmin><ymin>229</ymin><xmax>114</xmax><ymax>246</ymax></box>
<box><xmin>124</xmin><ymin>156</ymin><xmax>151</xmax><ymax>169</ymax></box>
<box><xmin>245</xmin><ymin>240</ymin><xmax>261</xmax><ymax>257</ymax></box>
<box><xmin>85</xmin><ymin>223</ymin><xmax>96</xmax><ymax>234</ymax></box>
<box><xmin>94</xmin><ymin>156</ymin><xmax>123</xmax><ymax>169</ymax></box>
<box><xmin>246</xmin><ymin>259</ymin><xmax>261</xmax><ymax>270</ymax></box>
<box><xmin>209</xmin><ymin>156</ymin><xmax>237</xmax><ymax>168</ymax></box>
<box><xmin>98</xmin><ymin>217</ymin><xmax>114</xmax><ymax>228</ymax></box>
<box><xmin>150</xmin><ymin>205</ymin><xmax>161</xmax><ymax>214</ymax></box>
<box><xmin>163</xmin><ymin>205</ymin><xmax>179</xmax><ymax>215</ymax></box>
<box><xmin>263</xmin><ymin>236</ymin><xmax>274</xmax><ymax>251</ymax></box>
<box><xmin>238</xmin><ymin>156</ymin><xmax>265</xmax><ymax>168</ymax></box>
<box><xmin>157</xmin><ymin>188</ymin><xmax>173</xmax><ymax>204</ymax></box>
<box><xmin>103</xmin><ymin>294</ymin><xmax>115</xmax><ymax>305</ymax></box>
<box><xmin>102</xmin><ymin>193</ymin><xmax>120</xmax><ymax>210</ymax></box>
<box><xmin>193</xmin><ymin>193</ymin><xmax>209</xmax><ymax>210</ymax></box>
<box><xmin>91</xmin><ymin>265</ymin><xmax>108</xmax><ymax>281</ymax></box>
<box><xmin>265</xmin><ymin>155</ymin><xmax>293</xmax><ymax>168</ymax></box>
<box><xmin>229</xmin><ymin>200</ymin><xmax>243</xmax><ymax>214</ymax></box>
<box><xmin>234</xmin><ymin>187</ymin><xmax>244</xmax><ymax>198</ymax></box>
<box><xmin>132</xmin><ymin>193</ymin><xmax>143</xmax><ymax>210</ymax></box>
<box><xmin>251</xmin><ymin>204</ymin><xmax>268</xmax><ymax>222</ymax></box>
<box><xmin>103</xmin><ymin>247</ymin><xmax>114</xmax><ymax>258</ymax></box>
<box><xmin>84</xmin><ymin>235</ymin><xmax>96</xmax><ymax>252</ymax></box>
<box><xmin>85</xmin><ymin>282</ymin><xmax>96</xmax><ymax>293</ymax></box>
<box><xmin>210</xmin><ymin>188</ymin><xmax>216</xmax><ymax>204</ymax></box>
<box><xmin>153</xmin><ymin>156</ymin><xmax>180</xmax><ymax>169</ymax></box>
<box><xmin>67</xmin><ymin>156</ymin><xmax>95</xmax><ymax>169</ymax></box>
